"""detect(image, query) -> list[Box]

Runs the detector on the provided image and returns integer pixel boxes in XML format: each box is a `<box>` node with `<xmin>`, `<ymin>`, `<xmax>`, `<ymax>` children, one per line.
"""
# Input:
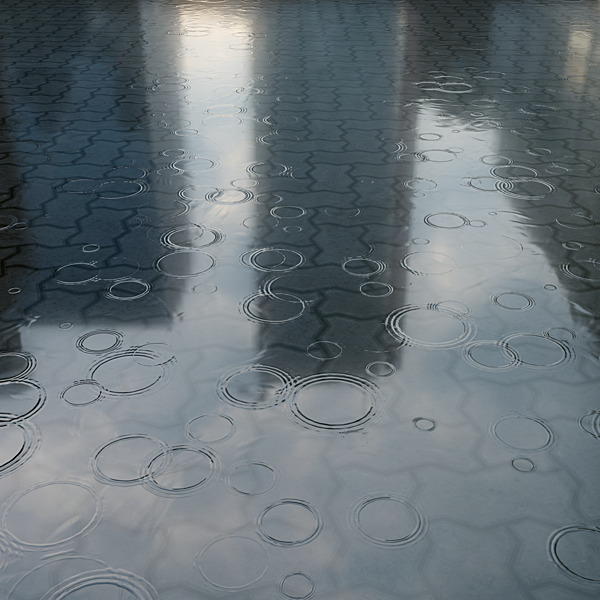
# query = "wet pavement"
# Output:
<box><xmin>0</xmin><ymin>0</ymin><xmax>600</xmax><ymax>597</ymax></box>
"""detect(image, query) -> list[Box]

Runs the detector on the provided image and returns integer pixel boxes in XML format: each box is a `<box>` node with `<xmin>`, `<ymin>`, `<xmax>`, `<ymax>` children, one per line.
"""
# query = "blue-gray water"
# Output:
<box><xmin>0</xmin><ymin>0</ymin><xmax>599</xmax><ymax>598</ymax></box>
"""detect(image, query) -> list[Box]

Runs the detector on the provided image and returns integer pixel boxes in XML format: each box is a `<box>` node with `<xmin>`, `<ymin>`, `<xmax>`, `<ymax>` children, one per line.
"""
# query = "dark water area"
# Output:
<box><xmin>0</xmin><ymin>0</ymin><xmax>599</xmax><ymax>597</ymax></box>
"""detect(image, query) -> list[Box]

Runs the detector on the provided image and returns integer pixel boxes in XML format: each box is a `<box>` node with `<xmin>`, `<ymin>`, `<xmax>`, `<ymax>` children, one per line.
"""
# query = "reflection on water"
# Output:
<box><xmin>1</xmin><ymin>0</ymin><xmax>600</xmax><ymax>598</ymax></box>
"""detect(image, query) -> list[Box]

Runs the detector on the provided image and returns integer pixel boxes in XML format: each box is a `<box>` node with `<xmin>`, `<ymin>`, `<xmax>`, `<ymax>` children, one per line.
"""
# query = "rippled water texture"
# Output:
<box><xmin>0</xmin><ymin>0</ymin><xmax>600</xmax><ymax>597</ymax></box>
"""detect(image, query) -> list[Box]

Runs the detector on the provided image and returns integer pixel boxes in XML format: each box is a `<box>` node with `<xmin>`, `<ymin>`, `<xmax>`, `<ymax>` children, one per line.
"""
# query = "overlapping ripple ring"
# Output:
<box><xmin>240</xmin><ymin>247</ymin><xmax>305</xmax><ymax>272</ymax></box>
<box><xmin>240</xmin><ymin>291</ymin><xmax>306</xmax><ymax>324</ymax></box>
<box><xmin>0</xmin><ymin>352</ymin><xmax>37</xmax><ymax>382</ymax></box>
<box><xmin>501</xmin><ymin>332</ymin><xmax>574</xmax><ymax>370</ymax></box>
<box><xmin>141</xmin><ymin>444</ymin><xmax>221</xmax><ymax>497</ymax></box>
<box><xmin>348</xmin><ymin>493</ymin><xmax>428</xmax><ymax>547</ymax></box>
<box><xmin>0</xmin><ymin>420</ymin><xmax>40</xmax><ymax>478</ymax></box>
<box><xmin>90</xmin><ymin>434</ymin><xmax>168</xmax><ymax>487</ymax></box>
<box><xmin>39</xmin><ymin>568</ymin><xmax>159</xmax><ymax>600</ymax></box>
<box><xmin>462</xmin><ymin>340</ymin><xmax>520</xmax><ymax>371</ymax></box>
<box><xmin>0</xmin><ymin>380</ymin><xmax>47</xmax><ymax>424</ymax></box>
<box><xmin>217</xmin><ymin>364</ymin><xmax>294</xmax><ymax>409</ymax></box>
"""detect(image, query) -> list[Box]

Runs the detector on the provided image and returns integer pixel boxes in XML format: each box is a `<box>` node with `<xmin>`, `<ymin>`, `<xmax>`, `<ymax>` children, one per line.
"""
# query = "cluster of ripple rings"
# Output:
<box><xmin>39</xmin><ymin>568</ymin><xmax>159</xmax><ymax>600</ymax></box>
<box><xmin>217</xmin><ymin>364</ymin><xmax>294</xmax><ymax>409</ymax></box>
<box><xmin>348</xmin><ymin>493</ymin><xmax>428</xmax><ymax>547</ymax></box>
<box><xmin>385</xmin><ymin>303</ymin><xmax>475</xmax><ymax>350</ymax></box>
<box><xmin>285</xmin><ymin>373</ymin><xmax>383</xmax><ymax>433</ymax></box>
<box><xmin>257</xmin><ymin>499</ymin><xmax>323</xmax><ymax>547</ymax></box>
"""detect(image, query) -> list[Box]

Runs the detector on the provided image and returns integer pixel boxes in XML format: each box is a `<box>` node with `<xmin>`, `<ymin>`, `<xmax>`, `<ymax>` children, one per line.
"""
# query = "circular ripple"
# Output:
<box><xmin>154</xmin><ymin>251</ymin><xmax>216</xmax><ymax>278</ymax></box>
<box><xmin>545</xmin><ymin>328</ymin><xmax>576</xmax><ymax>342</ymax></box>
<box><xmin>60</xmin><ymin>380</ymin><xmax>104</xmax><ymax>407</ymax></box>
<box><xmin>53</xmin><ymin>263</ymin><xmax>100</xmax><ymax>285</ymax></box>
<box><xmin>425</xmin><ymin>212</ymin><xmax>469</xmax><ymax>229</ymax></box>
<box><xmin>578</xmin><ymin>411</ymin><xmax>600</xmax><ymax>439</ymax></box>
<box><xmin>385</xmin><ymin>304</ymin><xmax>475</xmax><ymax>350</ymax></box>
<box><xmin>0</xmin><ymin>380</ymin><xmax>46</xmax><ymax>425</ymax></box>
<box><xmin>359</xmin><ymin>282</ymin><xmax>393</xmax><ymax>297</ymax></box>
<box><xmin>241</xmin><ymin>292</ymin><xmax>305</xmax><ymax>324</ymax></box>
<box><xmin>142</xmin><ymin>444</ymin><xmax>220</xmax><ymax>497</ymax></box>
<box><xmin>491</xmin><ymin>291</ymin><xmax>535</xmax><ymax>311</ymax></box>
<box><xmin>349</xmin><ymin>493</ymin><xmax>427</xmax><ymax>547</ymax></box>
<box><xmin>413</xmin><ymin>417</ymin><xmax>437</xmax><ymax>431</ymax></box>
<box><xmin>241</xmin><ymin>248</ymin><xmax>305</xmax><ymax>272</ymax></box>
<box><xmin>278</xmin><ymin>572</ymin><xmax>316</xmax><ymax>600</ymax></box>
<box><xmin>76</xmin><ymin>330</ymin><xmax>124</xmax><ymax>354</ymax></box>
<box><xmin>549</xmin><ymin>526</ymin><xmax>600</xmax><ymax>583</ymax></box>
<box><xmin>171</xmin><ymin>157</ymin><xmax>217</xmax><ymax>173</ymax></box>
<box><xmin>286</xmin><ymin>373</ymin><xmax>382</xmax><ymax>433</ymax></box>
<box><xmin>400</xmin><ymin>252</ymin><xmax>456</xmax><ymax>276</ymax></box>
<box><xmin>2</xmin><ymin>481</ymin><xmax>101</xmax><ymax>550</ymax></box>
<box><xmin>495</xmin><ymin>177</ymin><xmax>555</xmax><ymax>200</ymax></box>
<box><xmin>105</xmin><ymin>279</ymin><xmax>151</xmax><ymax>301</ymax></box>
<box><xmin>226</xmin><ymin>461</ymin><xmax>279</xmax><ymax>496</ymax></box>
<box><xmin>197</xmin><ymin>536</ymin><xmax>269</xmax><ymax>590</ymax></box>
<box><xmin>89</xmin><ymin>350</ymin><xmax>168</xmax><ymax>397</ymax></box>
<box><xmin>186</xmin><ymin>414</ymin><xmax>235</xmax><ymax>443</ymax></box>
<box><xmin>271</xmin><ymin>206</ymin><xmax>306</xmax><ymax>219</ymax></box>
<box><xmin>94</xmin><ymin>180</ymin><xmax>147</xmax><ymax>199</ymax></box>
<box><xmin>0</xmin><ymin>352</ymin><xmax>36</xmax><ymax>382</ymax></box>
<box><xmin>307</xmin><ymin>341</ymin><xmax>343</xmax><ymax>361</ymax></box>
<box><xmin>404</xmin><ymin>178</ymin><xmax>436</xmax><ymax>191</ymax></box>
<box><xmin>492</xmin><ymin>414</ymin><xmax>555</xmax><ymax>452</ymax></box>
<box><xmin>342</xmin><ymin>258</ymin><xmax>386</xmax><ymax>278</ymax></box>
<box><xmin>365</xmin><ymin>361</ymin><xmax>396</xmax><ymax>377</ymax></box>
<box><xmin>502</xmin><ymin>333</ymin><xmax>574</xmax><ymax>370</ymax></box>
<box><xmin>257</xmin><ymin>499</ymin><xmax>322</xmax><ymax>547</ymax></box>
<box><xmin>40</xmin><ymin>568</ymin><xmax>159</xmax><ymax>600</ymax></box>
<box><xmin>556</xmin><ymin>214</ymin><xmax>596</xmax><ymax>229</ymax></box>
<box><xmin>511</xmin><ymin>457</ymin><xmax>536</xmax><ymax>473</ymax></box>
<box><xmin>462</xmin><ymin>234</ymin><xmax>523</xmax><ymax>259</ymax></box>
<box><xmin>0</xmin><ymin>420</ymin><xmax>40</xmax><ymax>478</ymax></box>
<box><xmin>463</xmin><ymin>341</ymin><xmax>519</xmax><ymax>371</ymax></box>
<box><xmin>217</xmin><ymin>365</ymin><xmax>293</xmax><ymax>410</ymax></box>
<box><xmin>90</xmin><ymin>434</ymin><xmax>167</xmax><ymax>487</ymax></box>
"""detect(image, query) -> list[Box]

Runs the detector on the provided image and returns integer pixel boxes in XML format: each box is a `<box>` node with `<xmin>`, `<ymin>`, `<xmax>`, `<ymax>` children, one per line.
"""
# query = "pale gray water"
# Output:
<box><xmin>0</xmin><ymin>0</ymin><xmax>599</xmax><ymax>598</ymax></box>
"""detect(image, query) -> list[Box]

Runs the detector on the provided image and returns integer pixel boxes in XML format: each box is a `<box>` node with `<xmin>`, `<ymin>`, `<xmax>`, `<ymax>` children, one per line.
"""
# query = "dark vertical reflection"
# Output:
<box><xmin>247</xmin><ymin>0</ymin><xmax>413</xmax><ymax>378</ymax></box>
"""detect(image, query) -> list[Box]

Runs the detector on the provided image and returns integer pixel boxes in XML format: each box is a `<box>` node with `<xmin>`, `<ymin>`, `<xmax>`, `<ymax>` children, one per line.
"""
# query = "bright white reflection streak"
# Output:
<box><xmin>175</xmin><ymin>9</ymin><xmax>259</xmax><ymax>345</ymax></box>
